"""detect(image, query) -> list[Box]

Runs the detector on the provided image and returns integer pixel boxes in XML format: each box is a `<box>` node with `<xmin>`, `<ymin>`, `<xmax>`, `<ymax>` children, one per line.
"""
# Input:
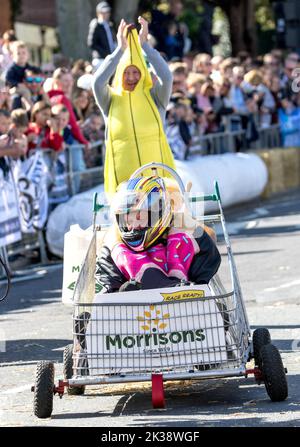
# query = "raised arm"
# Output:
<box><xmin>92</xmin><ymin>19</ymin><xmax>129</xmax><ymax>117</ymax></box>
<box><xmin>142</xmin><ymin>43</ymin><xmax>173</xmax><ymax>108</ymax></box>
<box><xmin>92</xmin><ymin>47</ymin><xmax>123</xmax><ymax>116</ymax></box>
<box><xmin>138</xmin><ymin>16</ymin><xmax>173</xmax><ymax>109</ymax></box>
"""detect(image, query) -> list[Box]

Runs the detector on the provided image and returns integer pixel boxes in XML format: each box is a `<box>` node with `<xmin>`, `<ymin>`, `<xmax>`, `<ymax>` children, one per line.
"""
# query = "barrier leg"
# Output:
<box><xmin>0</xmin><ymin>246</ymin><xmax>12</xmax><ymax>277</ymax></box>
<box><xmin>38</xmin><ymin>231</ymin><xmax>49</xmax><ymax>264</ymax></box>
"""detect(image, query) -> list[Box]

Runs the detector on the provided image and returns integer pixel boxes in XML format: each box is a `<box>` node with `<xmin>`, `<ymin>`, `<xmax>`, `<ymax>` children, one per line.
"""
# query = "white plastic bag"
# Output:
<box><xmin>62</xmin><ymin>224</ymin><xmax>94</xmax><ymax>305</ymax></box>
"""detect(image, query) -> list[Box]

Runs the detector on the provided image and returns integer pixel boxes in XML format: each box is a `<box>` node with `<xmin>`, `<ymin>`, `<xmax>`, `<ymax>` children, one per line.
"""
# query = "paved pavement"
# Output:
<box><xmin>0</xmin><ymin>189</ymin><xmax>300</xmax><ymax>427</ymax></box>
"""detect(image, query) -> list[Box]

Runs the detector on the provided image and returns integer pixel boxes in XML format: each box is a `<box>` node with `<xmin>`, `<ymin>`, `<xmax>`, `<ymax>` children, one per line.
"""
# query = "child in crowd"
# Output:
<box><xmin>51</xmin><ymin>104</ymin><xmax>73</xmax><ymax>144</ymax></box>
<box><xmin>5</xmin><ymin>41</ymin><xmax>36</xmax><ymax>88</ymax></box>
<box><xmin>26</xmin><ymin>101</ymin><xmax>64</xmax><ymax>153</ymax></box>
<box><xmin>51</xmin><ymin>103</ymin><xmax>86</xmax><ymax>194</ymax></box>
<box><xmin>0</xmin><ymin>108</ymin><xmax>28</xmax><ymax>179</ymax></box>
<box><xmin>6</xmin><ymin>108</ymin><xmax>28</xmax><ymax>154</ymax></box>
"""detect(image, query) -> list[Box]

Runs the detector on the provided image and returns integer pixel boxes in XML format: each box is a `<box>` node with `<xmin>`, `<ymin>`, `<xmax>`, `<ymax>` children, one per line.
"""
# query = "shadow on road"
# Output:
<box><xmin>47</xmin><ymin>374</ymin><xmax>300</xmax><ymax>426</ymax></box>
<box><xmin>0</xmin><ymin>267</ymin><xmax>63</xmax><ymax>316</ymax></box>
<box><xmin>0</xmin><ymin>338</ymin><xmax>70</xmax><ymax>364</ymax></box>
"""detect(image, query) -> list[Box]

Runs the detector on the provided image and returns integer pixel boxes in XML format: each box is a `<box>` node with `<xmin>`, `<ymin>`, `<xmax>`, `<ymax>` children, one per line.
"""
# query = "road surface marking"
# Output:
<box><xmin>246</xmin><ymin>220</ymin><xmax>258</xmax><ymax>229</ymax></box>
<box><xmin>1</xmin><ymin>385</ymin><xmax>32</xmax><ymax>395</ymax></box>
<box><xmin>263</xmin><ymin>279</ymin><xmax>300</xmax><ymax>293</ymax></box>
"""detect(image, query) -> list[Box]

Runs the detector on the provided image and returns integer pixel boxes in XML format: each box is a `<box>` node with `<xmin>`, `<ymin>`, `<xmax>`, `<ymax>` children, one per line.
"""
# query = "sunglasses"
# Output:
<box><xmin>26</xmin><ymin>76</ymin><xmax>44</xmax><ymax>83</ymax></box>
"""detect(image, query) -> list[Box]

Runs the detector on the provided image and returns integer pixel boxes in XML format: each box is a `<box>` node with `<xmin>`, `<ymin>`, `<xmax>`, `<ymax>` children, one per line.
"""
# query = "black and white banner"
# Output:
<box><xmin>0</xmin><ymin>161</ymin><xmax>22</xmax><ymax>248</ymax></box>
<box><xmin>17</xmin><ymin>151</ymin><xmax>49</xmax><ymax>233</ymax></box>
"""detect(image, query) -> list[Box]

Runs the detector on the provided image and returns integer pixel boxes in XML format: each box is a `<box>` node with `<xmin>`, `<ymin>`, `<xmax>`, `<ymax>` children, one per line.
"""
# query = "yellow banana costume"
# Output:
<box><xmin>105</xmin><ymin>29</ymin><xmax>175</xmax><ymax>194</ymax></box>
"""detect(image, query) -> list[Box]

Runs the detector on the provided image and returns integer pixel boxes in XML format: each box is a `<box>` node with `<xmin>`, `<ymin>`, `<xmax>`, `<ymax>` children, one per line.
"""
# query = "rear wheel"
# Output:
<box><xmin>253</xmin><ymin>327</ymin><xmax>271</xmax><ymax>368</ymax></box>
<box><xmin>63</xmin><ymin>344</ymin><xmax>85</xmax><ymax>396</ymax></box>
<box><xmin>33</xmin><ymin>361</ymin><xmax>54</xmax><ymax>418</ymax></box>
<box><xmin>260</xmin><ymin>343</ymin><xmax>288</xmax><ymax>402</ymax></box>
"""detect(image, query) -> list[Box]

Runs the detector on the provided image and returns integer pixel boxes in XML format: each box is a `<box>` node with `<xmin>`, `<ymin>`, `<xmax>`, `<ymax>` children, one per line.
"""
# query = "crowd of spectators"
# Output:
<box><xmin>86</xmin><ymin>1</ymin><xmax>300</xmax><ymax>162</ymax></box>
<box><xmin>1</xmin><ymin>5</ymin><xmax>300</xmax><ymax>217</ymax></box>
<box><xmin>1</xmin><ymin>1</ymin><xmax>300</xmax><ymax>268</ymax></box>
<box><xmin>164</xmin><ymin>49</ymin><xmax>300</xmax><ymax>159</ymax></box>
<box><xmin>0</xmin><ymin>33</ymin><xmax>105</xmax><ymax>215</ymax></box>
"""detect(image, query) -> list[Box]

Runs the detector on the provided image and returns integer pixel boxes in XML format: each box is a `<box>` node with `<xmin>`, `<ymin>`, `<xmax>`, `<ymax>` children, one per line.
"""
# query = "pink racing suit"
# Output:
<box><xmin>111</xmin><ymin>231</ymin><xmax>200</xmax><ymax>282</ymax></box>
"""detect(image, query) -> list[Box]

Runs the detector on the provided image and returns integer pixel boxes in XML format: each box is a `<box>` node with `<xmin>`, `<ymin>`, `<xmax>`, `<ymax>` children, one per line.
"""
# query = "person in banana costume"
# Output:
<box><xmin>92</xmin><ymin>17</ymin><xmax>176</xmax><ymax>196</ymax></box>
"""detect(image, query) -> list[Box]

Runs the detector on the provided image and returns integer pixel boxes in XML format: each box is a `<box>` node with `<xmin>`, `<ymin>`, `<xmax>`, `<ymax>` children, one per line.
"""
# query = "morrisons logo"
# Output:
<box><xmin>105</xmin><ymin>305</ymin><xmax>205</xmax><ymax>351</ymax></box>
<box><xmin>105</xmin><ymin>328</ymin><xmax>205</xmax><ymax>350</ymax></box>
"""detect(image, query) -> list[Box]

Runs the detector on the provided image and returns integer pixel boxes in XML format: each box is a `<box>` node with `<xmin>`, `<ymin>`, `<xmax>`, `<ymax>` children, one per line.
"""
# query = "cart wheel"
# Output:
<box><xmin>63</xmin><ymin>344</ymin><xmax>85</xmax><ymax>396</ymax></box>
<box><xmin>33</xmin><ymin>361</ymin><xmax>54</xmax><ymax>419</ymax></box>
<box><xmin>253</xmin><ymin>327</ymin><xmax>271</xmax><ymax>368</ymax></box>
<box><xmin>260</xmin><ymin>343</ymin><xmax>288</xmax><ymax>402</ymax></box>
<box><xmin>152</xmin><ymin>374</ymin><xmax>165</xmax><ymax>409</ymax></box>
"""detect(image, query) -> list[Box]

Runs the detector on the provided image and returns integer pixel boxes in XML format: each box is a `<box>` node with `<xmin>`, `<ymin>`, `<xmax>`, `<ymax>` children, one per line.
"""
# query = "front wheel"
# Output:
<box><xmin>33</xmin><ymin>361</ymin><xmax>54</xmax><ymax>418</ymax></box>
<box><xmin>260</xmin><ymin>343</ymin><xmax>288</xmax><ymax>402</ymax></box>
<box><xmin>253</xmin><ymin>327</ymin><xmax>271</xmax><ymax>368</ymax></box>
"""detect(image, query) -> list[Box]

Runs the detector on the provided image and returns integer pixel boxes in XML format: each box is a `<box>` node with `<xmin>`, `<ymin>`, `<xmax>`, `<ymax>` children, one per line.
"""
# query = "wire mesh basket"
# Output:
<box><xmin>72</xmin><ymin>284</ymin><xmax>248</xmax><ymax>378</ymax></box>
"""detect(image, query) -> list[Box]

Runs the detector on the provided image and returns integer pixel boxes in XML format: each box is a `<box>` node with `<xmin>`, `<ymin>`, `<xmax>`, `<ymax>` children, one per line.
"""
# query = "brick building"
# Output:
<box><xmin>14</xmin><ymin>0</ymin><xmax>58</xmax><ymax>64</ymax></box>
<box><xmin>0</xmin><ymin>0</ymin><xmax>13</xmax><ymax>35</ymax></box>
<box><xmin>0</xmin><ymin>0</ymin><xmax>58</xmax><ymax>64</ymax></box>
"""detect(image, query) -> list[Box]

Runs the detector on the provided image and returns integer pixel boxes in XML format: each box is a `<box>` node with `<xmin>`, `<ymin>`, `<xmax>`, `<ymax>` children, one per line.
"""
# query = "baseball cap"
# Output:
<box><xmin>96</xmin><ymin>2</ymin><xmax>111</xmax><ymax>13</ymax></box>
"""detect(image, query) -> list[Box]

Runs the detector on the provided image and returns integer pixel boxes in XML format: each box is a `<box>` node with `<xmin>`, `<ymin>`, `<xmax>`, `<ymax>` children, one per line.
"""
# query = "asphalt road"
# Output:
<box><xmin>0</xmin><ymin>189</ymin><xmax>300</xmax><ymax>427</ymax></box>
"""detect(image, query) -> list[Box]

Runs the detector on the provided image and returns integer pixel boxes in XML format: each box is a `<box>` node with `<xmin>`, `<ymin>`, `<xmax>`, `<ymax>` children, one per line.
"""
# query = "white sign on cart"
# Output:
<box><xmin>86</xmin><ymin>285</ymin><xmax>227</xmax><ymax>374</ymax></box>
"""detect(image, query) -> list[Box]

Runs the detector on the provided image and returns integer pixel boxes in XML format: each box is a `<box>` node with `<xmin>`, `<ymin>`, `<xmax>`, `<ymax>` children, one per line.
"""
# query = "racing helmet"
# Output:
<box><xmin>112</xmin><ymin>176</ymin><xmax>173</xmax><ymax>252</ymax></box>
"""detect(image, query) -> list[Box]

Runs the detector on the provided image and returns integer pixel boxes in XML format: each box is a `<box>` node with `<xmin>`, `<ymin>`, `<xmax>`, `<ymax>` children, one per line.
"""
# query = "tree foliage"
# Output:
<box><xmin>255</xmin><ymin>0</ymin><xmax>275</xmax><ymax>31</ymax></box>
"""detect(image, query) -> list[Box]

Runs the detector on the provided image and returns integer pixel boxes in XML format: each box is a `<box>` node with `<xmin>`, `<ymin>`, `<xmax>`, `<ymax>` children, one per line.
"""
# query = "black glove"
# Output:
<box><xmin>119</xmin><ymin>280</ymin><xmax>142</xmax><ymax>292</ymax></box>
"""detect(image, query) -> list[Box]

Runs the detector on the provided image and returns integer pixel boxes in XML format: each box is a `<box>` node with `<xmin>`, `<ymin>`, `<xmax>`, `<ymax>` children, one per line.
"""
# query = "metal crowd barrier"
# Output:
<box><xmin>189</xmin><ymin>124</ymin><xmax>282</xmax><ymax>156</ymax></box>
<box><xmin>0</xmin><ymin>140</ymin><xmax>105</xmax><ymax>284</ymax></box>
<box><xmin>65</xmin><ymin>140</ymin><xmax>104</xmax><ymax>196</ymax></box>
<box><xmin>0</xmin><ymin>124</ymin><xmax>285</xmax><ymax>285</ymax></box>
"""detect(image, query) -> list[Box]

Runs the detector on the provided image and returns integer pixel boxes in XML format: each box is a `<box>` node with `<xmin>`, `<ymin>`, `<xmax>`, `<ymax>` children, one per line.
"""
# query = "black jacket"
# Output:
<box><xmin>95</xmin><ymin>229</ymin><xmax>221</xmax><ymax>293</ymax></box>
<box><xmin>5</xmin><ymin>63</ymin><xmax>36</xmax><ymax>88</ymax></box>
<box><xmin>87</xmin><ymin>19</ymin><xmax>116</xmax><ymax>59</ymax></box>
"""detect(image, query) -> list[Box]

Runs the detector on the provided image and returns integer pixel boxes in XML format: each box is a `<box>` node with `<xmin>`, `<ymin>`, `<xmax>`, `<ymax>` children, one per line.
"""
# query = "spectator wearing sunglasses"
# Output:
<box><xmin>11</xmin><ymin>67</ymin><xmax>48</xmax><ymax>111</ymax></box>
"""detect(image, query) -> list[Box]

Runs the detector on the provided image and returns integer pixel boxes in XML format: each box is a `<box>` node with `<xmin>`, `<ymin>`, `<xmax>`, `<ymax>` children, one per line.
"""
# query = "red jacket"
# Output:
<box><xmin>48</xmin><ymin>89</ymin><xmax>88</xmax><ymax>145</ymax></box>
<box><xmin>26</xmin><ymin>123</ymin><xmax>64</xmax><ymax>152</ymax></box>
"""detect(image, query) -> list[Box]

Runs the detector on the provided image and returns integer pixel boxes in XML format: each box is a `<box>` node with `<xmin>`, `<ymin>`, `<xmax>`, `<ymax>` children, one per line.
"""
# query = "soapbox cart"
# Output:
<box><xmin>32</xmin><ymin>163</ymin><xmax>288</xmax><ymax>418</ymax></box>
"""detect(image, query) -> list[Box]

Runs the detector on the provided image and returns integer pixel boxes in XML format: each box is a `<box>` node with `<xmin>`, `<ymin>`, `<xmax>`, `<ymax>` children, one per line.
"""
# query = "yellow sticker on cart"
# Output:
<box><xmin>161</xmin><ymin>289</ymin><xmax>205</xmax><ymax>302</ymax></box>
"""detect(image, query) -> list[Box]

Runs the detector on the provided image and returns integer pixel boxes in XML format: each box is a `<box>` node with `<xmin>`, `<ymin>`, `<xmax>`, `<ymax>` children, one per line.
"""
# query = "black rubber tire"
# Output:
<box><xmin>33</xmin><ymin>361</ymin><xmax>54</xmax><ymax>419</ymax></box>
<box><xmin>63</xmin><ymin>344</ymin><xmax>85</xmax><ymax>396</ymax></box>
<box><xmin>260</xmin><ymin>343</ymin><xmax>288</xmax><ymax>402</ymax></box>
<box><xmin>253</xmin><ymin>328</ymin><xmax>271</xmax><ymax>367</ymax></box>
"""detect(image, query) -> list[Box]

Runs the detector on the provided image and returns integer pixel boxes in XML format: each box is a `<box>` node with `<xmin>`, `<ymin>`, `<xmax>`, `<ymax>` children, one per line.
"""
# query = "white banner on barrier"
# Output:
<box><xmin>17</xmin><ymin>151</ymin><xmax>49</xmax><ymax>234</ymax></box>
<box><xmin>0</xmin><ymin>165</ymin><xmax>22</xmax><ymax>248</ymax></box>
